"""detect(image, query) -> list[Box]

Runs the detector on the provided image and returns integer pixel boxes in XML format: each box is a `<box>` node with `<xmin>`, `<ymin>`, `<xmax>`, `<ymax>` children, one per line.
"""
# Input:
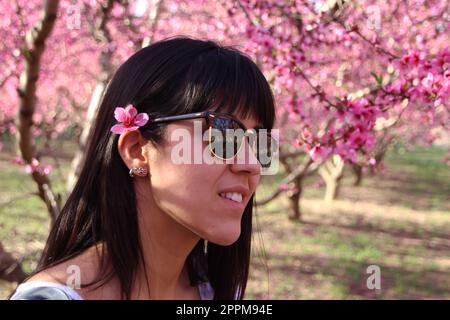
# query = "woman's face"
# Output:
<box><xmin>144</xmin><ymin>113</ymin><xmax>262</xmax><ymax>246</ymax></box>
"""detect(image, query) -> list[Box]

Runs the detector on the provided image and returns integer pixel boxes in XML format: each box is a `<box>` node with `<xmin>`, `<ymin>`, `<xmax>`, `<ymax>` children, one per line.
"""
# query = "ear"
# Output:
<box><xmin>117</xmin><ymin>130</ymin><xmax>149</xmax><ymax>171</ymax></box>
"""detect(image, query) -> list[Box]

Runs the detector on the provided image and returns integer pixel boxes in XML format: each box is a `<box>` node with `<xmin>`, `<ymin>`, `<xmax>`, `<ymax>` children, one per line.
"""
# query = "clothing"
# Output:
<box><xmin>10</xmin><ymin>280</ymin><xmax>215</xmax><ymax>300</ymax></box>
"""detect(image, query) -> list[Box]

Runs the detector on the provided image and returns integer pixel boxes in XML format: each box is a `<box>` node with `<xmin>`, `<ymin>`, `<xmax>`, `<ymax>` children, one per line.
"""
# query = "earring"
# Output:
<box><xmin>129</xmin><ymin>167</ymin><xmax>148</xmax><ymax>178</ymax></box>
<box><xmin>203</xmin><ymin>239</ymin><xmax>208</xmax><ymax>255</ymax></box>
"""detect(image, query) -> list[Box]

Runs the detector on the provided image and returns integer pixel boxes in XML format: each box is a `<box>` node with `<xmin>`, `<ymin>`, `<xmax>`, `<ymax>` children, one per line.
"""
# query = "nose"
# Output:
<box><xmin>229</xmin><ymin>137</ymin><xmax>261</xmax><ymax>176</ymax></box>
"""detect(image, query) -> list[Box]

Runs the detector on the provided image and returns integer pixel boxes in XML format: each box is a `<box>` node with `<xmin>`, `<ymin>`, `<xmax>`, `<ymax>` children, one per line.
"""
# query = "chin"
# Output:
<box><xmin>207</xmin><ymin>226</ymin><xmax>242</xmax><ymax>246</ymax></box>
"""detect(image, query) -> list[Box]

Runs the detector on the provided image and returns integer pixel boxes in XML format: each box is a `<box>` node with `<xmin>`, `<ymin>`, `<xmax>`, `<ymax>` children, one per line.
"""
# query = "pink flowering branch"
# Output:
<box><xmin>334</xmin><ymin>19</ymin><xmax>400</xmax><ymax>60</ymax></box>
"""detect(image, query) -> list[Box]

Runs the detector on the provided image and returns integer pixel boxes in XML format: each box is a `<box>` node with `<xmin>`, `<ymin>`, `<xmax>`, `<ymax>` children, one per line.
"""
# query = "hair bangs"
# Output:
<box><xmin>179</xmin><ymin>46</ymin><xmax>275</xmax><ymax>130</ymax></box>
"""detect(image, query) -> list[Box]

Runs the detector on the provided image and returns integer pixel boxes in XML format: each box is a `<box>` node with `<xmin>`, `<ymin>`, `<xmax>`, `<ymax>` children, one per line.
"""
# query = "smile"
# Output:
<box><xmin>219</xmin><ymin>192</ymin><xmax>243</xmax><ymax>203</ymax></box>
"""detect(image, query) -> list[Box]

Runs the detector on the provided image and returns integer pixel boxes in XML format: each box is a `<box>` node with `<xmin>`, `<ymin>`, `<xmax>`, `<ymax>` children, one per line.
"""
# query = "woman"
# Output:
<box><xmin>10</xmin><ymin>36</ymin><xmax>275</xmax><ymax>300</ymax></box>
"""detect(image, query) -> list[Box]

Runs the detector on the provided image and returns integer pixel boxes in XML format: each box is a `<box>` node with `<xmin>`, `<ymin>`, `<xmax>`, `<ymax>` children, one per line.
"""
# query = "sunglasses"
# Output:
<box><xmin>146</xmin><ymin>111</ymin><xmax>276</xmax><ymax>168</ymax></box>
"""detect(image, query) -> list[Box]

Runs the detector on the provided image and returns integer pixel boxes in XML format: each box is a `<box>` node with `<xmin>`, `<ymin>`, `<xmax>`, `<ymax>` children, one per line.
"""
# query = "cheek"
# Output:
<box><xmin>153</xmin><ymin>167</ymin><xmax>207</xmax><ymax>199</ymax></box>
<box><xmin>149</xmin><ymin>129</ymin><xmax>215</xmax><ymax>200</ymax></box>
<box><xmin>150</xmin><ymin>161</ymin><xmax>244</xmax><ymax>244</ymax></box>
<box><xmin>150</xmin><ymin>160</ymin><xmax>223</xmax><ymax>219</ymax></box>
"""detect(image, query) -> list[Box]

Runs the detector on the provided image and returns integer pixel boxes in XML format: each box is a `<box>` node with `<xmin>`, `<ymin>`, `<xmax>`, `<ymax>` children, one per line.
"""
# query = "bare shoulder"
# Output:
<box><xmin>28</xmin><ymin>245</ymin><xmax>98</xmax><ymax>283</ymax></box>
<box><xmin>25</xmin><ymin>244</ymin><xmax>119</xmax><ymax>299</ymax></box>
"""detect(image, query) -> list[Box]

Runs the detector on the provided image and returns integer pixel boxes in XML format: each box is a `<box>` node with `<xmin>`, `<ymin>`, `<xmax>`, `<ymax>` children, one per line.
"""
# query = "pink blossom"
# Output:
<box><xmin>10</xmin><ymin>156</ymin><xmax>25</xmax><ymax>165</ymax></box>
<box><xmin>111</xmin><ymin>104</ymin><xmax>150</xmax><ymax>134</ymax></box>
<box><xmin>421</xmin><ymin>72</ymin><xmax>436</xmax><ymax>90</ymax></box>
<box><xmin>279</xmin><ymin>183</ymin><xmax>290</xmax><ymax>191</ymax></box>
<box><xmin>301</xmin><ymin>127</ymin><xmax>314</xmax><ymax>143</ymax></box>
<box><xmin>24</xmin><ymin>158</ymin><xmax>52</xmax><ymax>176</ymax></box>
<box><xmin>308</xmin><ymin>144</ymin><xmax>332</xmax><ymax>161</ymax></box>
<box><xmin>399</xmin><ymin>49</ymin><xmax>423</xmax><ymax>67</ymax></box>
<box><xmin>311</xmin><ymin>180</ymin><xmax>325</xmax><ymax>189</ymax></box>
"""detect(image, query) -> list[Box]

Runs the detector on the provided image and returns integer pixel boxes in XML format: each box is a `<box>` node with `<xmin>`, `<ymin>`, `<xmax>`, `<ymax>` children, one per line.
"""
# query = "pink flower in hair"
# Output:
<box><xmin>110</xmin><ymin>104</ymin><xmax>149</xmax><ymax>134</ymax></box>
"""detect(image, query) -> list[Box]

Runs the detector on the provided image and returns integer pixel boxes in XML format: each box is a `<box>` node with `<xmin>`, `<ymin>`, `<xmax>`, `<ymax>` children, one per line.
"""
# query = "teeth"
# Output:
<box><xmin>219</xmin><ymin>192</ymin><xmax>243</xmax><ymax>203</ymax></box>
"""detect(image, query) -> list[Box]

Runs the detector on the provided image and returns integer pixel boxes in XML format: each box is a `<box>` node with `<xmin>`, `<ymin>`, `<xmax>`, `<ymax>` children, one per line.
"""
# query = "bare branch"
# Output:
<box><xmin>255</xmin><ymin>156</ymin><xmax>315</xmax><ymax>206</ymax></box>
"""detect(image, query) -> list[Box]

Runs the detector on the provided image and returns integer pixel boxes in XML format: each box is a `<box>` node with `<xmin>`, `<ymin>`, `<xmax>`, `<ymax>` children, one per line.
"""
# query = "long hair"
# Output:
<box><xmin>32</xmin><ymin>36</ymin><xmax>275</xmax><ymax>299</ymax></box>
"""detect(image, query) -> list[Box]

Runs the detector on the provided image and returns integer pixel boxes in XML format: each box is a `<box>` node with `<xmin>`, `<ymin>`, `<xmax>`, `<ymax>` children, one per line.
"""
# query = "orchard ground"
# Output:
<box><xmin>0</xmin><ymin>138</ymin><xmax>449</xmax><ymax>299</ymax></box>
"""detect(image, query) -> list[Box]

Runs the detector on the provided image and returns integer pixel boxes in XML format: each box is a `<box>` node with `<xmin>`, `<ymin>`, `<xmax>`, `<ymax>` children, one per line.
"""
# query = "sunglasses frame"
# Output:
<box><xmin>145</xmin><ymin>111</ymin><xmax>268</xmax><ymax>162</ymax></box>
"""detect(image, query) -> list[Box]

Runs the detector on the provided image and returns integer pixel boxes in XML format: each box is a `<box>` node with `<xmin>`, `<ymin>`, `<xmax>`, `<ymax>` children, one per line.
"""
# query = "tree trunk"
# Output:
<box><xmin>324</xmin><ymin>175</ymin><xmax>343</xmax><ymax>202</ymax></box>
<box><xmin>0</xmin><ymin>242</ymin><xmax>27</xmax><ymax>283</ymax></box>
<box><xmin>318</xmin><ymin>155</ymin><xmax>345</xmax><ymax>202</ymax></box>
<box><xmin>370</xmin><ymin>148</ymin><xmax>387</xmax><ymax>175</ymax></box>
<box><xmin>65</xmin><ymin>82</ymin><xmax>107</xmax><ymax>193</ymax></box>
<box><xmin>352</xmin><ymin>163</ymin><xmax>363</xmax><ymax>186</ymax></box>
<box><xmin>288</xmin><ymin>177</ymin><xmax>303</xmax><ymax>221</ymax></box>
<box><xmin>16</xmin><ymin>0</ymin><xmax>61</xmax><ymax>222</ymax></box>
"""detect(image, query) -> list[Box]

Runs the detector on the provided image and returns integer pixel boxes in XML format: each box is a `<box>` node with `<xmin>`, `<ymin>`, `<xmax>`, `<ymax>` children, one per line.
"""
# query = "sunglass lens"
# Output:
<box><xmin>209</xmin><ymin>116</ymin><xmax>277</xmax><ymax>168</ymax></box>
<box><xmin>209</xmin><ymin>117</ymin><xmax>243</xmax><ymax>159</ymax></box>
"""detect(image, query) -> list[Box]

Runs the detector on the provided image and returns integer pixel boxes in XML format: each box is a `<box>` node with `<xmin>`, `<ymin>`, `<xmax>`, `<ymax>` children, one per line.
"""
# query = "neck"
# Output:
<box><xmin>132</xmin><ymin>186</ymin><xmax>201</xmax><ymax>299</ymax></box>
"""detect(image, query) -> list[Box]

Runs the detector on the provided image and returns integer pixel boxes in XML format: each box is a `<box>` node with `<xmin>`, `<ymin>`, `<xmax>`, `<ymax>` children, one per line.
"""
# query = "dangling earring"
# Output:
<box><xmin>203</xmin><ymin>239</ymin><xmax>208</xmax><ymax>255</ymax></box>
<box><xmin>129</xmin><ymin>167</ymin><xmax>148</xmax><ymax>178</ymax></box>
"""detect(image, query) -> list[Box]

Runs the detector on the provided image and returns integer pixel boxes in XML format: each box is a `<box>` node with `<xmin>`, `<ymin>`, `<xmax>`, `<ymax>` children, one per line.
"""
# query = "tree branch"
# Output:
<box><xmin>255</xmin><ymin>156</ymin><xmax>315</xmax><ymax>206</ymax></box>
